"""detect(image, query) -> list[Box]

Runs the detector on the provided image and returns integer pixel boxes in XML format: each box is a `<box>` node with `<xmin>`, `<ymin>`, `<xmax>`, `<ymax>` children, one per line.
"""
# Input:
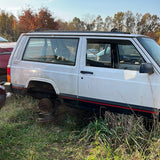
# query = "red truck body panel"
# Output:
<box><xmin>0</xmin><ymin>42</ymin><xmax>16</xmax><ymax>82</ymax></box>
<box><xmin>0</xmin><ymin>53</ymin><xmax>11</xmax><ymax>68</ymax></box>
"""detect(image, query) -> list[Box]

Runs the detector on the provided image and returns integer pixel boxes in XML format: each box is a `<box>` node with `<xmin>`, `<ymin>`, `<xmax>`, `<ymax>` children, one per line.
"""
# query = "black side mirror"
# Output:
<box><xmin>139</xmin><ymin>63</ymin><xmax>154</xmax><ymax>74</ymax></box>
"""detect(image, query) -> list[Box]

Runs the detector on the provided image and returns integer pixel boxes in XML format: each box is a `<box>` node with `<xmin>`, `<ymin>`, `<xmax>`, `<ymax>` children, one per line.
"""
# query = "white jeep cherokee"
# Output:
<box><xmin>5</xmin><ymin>30</ymin><xmax>160</xmax><ymax>120</ymax></box>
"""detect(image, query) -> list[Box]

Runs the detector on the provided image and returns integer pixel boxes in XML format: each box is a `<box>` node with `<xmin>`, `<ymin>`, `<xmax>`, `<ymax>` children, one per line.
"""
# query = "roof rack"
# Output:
<box><xmin>111</xmin><ymin>28</ymin><xmax>130</xmax><ymax>34</ymax></box>
<box><xmin>34</xmin><ymin>28</ymin><xmax>53</xmax><ymax>32</ymax></box>
<box><xmin>32</xmin><ymin>28</ymin><xmax>131</xmax><ymax>34</ymax></box>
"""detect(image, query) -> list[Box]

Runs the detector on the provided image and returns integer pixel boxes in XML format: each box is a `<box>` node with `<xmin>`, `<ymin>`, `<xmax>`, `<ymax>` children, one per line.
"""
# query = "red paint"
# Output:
<box><xmin>0</xmin><ymin>54</ymin><xmax>11</xmax><ymax>68</ymax></box>
<box><xmin>61</xmin><ymin>95</ymin><xmax>158</xmax><ymax>115</ymax></box>
<box><xmin>79</xmin><ymin>99</ymin><xmax>158</xmax><ymax>115</ymax></box>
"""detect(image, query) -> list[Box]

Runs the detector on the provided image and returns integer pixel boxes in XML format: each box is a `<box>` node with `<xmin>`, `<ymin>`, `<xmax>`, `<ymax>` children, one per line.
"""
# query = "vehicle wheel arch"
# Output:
<box><xmin>25</xmin><ymin>78</ymin><xmax>60</xmax><ymax>99</ymax></box>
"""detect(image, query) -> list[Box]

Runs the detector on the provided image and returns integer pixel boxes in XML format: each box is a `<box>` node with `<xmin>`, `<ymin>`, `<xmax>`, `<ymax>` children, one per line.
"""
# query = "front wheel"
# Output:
<box><xmin>143</xmin><ymin>115</ymin><xmax>159</xmax><ymax>131</ymax></box>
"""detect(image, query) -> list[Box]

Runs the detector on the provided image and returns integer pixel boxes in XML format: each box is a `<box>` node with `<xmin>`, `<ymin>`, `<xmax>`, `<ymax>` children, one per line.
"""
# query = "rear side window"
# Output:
<box><xmin>23</xmin><ymin>38</ymin><xmax>79</xmax><ymax>66</ymax></box>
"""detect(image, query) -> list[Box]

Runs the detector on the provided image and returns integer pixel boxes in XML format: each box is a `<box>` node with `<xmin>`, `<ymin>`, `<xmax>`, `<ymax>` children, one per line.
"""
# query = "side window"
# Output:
<box><xmin>86</xmin><ymin>39</ymin><xmax>112</xmax><ymax>68</ymax></box>
<box><xmin>23</xmin><ymin>38</ymin><xmax>79</xmax><ymax>66</ymax></box>
<box><xmin>116</xmin><ymin>42</ymin><xmax>145</xmax><ymax>71</ymax></box>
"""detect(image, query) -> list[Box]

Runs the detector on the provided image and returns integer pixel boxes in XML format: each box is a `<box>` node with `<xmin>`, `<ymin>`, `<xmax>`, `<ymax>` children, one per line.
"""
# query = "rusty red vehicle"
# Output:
<box><xmin>0</xmin><ymin>42</ymin><xmax>16</xmax><ymax>82</ymax></box>
<box><xmin>0</xmin><ymin>85</ymin><xmax>6</xmax><ymax>109</ymax></box>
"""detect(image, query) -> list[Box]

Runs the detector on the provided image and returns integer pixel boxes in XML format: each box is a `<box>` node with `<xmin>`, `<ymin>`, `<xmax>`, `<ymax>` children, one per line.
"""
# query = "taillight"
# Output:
<box><xmin>7</xmin><ymin>67</ymin><xmax>11</xmax><ymax>82</ymax></box>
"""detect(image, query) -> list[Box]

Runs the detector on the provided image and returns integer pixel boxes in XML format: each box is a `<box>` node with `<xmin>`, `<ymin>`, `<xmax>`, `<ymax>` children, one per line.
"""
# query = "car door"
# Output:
<box><xmin>17</xmin><ymin>36</ymin><xmax>80</xmax><ymax>99</ymax></box>
<box><xmin>78</xmin><ymin>37</ymin><xmax>157</xmax><ymax>115</ymax></box>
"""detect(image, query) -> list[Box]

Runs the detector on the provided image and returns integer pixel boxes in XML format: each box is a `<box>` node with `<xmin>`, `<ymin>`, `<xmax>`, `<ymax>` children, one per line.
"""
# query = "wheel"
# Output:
<box><xmin>143</xmin><ymin>116</ymin><xmax>159</xmax><ymax>131</ymax></box>
<box><xmin>38</xmin><ymin>98</ymin><xmax>54</xmax><ymax>113</ymax></box>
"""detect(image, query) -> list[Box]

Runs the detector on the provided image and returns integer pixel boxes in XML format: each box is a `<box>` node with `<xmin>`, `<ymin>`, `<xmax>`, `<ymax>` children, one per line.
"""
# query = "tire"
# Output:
<box><xmin>0</xmin><ymin>75</ymin><xmax>7</xmax><ymax>84</ymax></box>
<box><xmin>143</xmin><ymin>116</ymin><xmax>159</xmax><ymax>131</ymax></box>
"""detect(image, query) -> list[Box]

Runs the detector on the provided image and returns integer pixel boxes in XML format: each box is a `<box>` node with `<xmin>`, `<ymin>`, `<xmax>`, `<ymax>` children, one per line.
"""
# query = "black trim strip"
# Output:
<box><xmin>60</xmin><ymin>93</ymin><xmax>159</xmax><ymax>115</ymax></box>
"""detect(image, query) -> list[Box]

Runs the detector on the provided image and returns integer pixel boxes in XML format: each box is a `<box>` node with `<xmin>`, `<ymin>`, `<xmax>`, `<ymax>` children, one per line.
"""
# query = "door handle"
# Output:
<box><xmin>80</xmin><ymin>71</ymin><xmax>93</xmax><ymax>75</ymax></box>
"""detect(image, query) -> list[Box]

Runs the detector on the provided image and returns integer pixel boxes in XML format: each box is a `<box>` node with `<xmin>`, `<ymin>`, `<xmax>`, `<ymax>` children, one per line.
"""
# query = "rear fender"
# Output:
<box><xmin>25</xmin><ymin>77</ymin><xmax>60</xmax><ymax>95</ymax></box>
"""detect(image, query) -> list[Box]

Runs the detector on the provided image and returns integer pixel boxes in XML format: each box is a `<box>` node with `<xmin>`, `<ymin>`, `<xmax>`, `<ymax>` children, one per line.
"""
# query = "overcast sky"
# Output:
<box><xmin>0</xmin><ymin>0</ymin><xmax>160</xmax><ymax>21</ymax></box>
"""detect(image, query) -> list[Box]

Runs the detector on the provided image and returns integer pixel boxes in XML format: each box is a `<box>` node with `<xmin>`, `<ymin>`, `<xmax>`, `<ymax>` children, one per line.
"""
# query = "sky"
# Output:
<box><xmin>0</xmin><ymin>0</ymin><xmax>160</xmax><ymax>21</ymax></box>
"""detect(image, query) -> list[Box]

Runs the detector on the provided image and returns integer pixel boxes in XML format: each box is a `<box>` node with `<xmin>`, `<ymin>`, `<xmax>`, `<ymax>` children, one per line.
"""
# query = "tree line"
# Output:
<box><xmin>0</xmin><ymin>8</ymin><xmax>160</xmax><ymax>43</ymax></box>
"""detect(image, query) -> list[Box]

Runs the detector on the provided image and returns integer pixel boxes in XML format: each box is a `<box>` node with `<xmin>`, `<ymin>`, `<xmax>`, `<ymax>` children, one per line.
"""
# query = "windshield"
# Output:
<box><xmin>138</xmin><ymin>37</ymin><xmax>160</xmax><ymax>66</ymax></box>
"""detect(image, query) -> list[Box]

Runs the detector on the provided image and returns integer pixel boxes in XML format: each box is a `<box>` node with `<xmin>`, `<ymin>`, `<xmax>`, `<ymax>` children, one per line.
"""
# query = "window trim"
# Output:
<box><xmin>86</xmin><ymin>39</ymin><xmax>113</xmax><ymax>68</ymax></box>
<box><xmin>86</xmin><ymin>38</ymin><xmax>145</xmax><ymax>71</ymax></box>
<box><xmin>22</xmin><ymin>37</ymin><xmax>79</xmax><ymax>66</ymax></box>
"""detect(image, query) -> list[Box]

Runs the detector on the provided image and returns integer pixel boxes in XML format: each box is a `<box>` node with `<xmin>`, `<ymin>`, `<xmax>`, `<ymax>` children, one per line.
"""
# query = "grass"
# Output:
<box><xmin>1</xmin><ymin>95</ymin><xmax>160</xmax><ymax>159</ymax></box>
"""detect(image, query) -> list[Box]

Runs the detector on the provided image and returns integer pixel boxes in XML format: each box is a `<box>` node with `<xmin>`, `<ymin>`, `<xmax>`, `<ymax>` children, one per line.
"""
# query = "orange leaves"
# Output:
<box><xmin>18</xmin><ymin>8</ymin><xmax>58</xmax><ymax>33</ymax></box>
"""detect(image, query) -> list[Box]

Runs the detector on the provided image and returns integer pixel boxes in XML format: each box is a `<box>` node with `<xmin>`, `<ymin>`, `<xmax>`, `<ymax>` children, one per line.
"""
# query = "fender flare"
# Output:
<box><xmin>25</xmin><ymin>77</ymin><xmax>60</xmax><ymax>95</ymax></box>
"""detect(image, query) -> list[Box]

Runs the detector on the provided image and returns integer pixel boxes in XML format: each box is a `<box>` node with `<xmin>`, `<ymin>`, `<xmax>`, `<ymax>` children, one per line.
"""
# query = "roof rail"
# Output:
<box><xmin>111</xmin><ymin>28</ymin><xmax>130</xmax><ymax>34</ymax></box>
<box><xmin>34</xmin><ymin>28</ymin><xmax>53</xmax><ymax>32</ymax></box>
<box><xmin>111</xmin><ymin>28</ymin><xmax>131</xmax><ymax>34</ymax></box>
<box><xmin>32</xmin><ymin>28</ymin><xmax>131</xmax><ymax>34</ymax></box>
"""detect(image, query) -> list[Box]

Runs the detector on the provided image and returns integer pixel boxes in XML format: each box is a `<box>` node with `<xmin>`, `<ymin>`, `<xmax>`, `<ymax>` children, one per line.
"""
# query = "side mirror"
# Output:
<box><xmin>139</xmin><ymin>63</ymin><xmax>154</xmax><ymax>74</ymax></box>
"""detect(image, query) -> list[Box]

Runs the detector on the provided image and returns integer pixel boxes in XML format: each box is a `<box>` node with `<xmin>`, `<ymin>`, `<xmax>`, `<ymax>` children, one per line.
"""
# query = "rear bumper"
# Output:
<box><xmin>4</xmin><ymin>82</ymin><xmax>12</xmax><ymax>92</ymax></box>
<box><xmin>4</xmin><ymin>82</ymin><xmax>27</xmax><ymax>94</ymax></box>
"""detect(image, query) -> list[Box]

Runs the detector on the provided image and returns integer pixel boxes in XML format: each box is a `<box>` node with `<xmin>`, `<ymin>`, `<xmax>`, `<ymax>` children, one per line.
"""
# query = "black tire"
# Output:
<box><xmin>143</xmin><ymin>116</ymin><xmax>159</xmax><ymax>131</ymax></box>
<box><xmin>0</xmin><ymin>75</ymin><xmax>7</xmax><ymax>83</ymax></box>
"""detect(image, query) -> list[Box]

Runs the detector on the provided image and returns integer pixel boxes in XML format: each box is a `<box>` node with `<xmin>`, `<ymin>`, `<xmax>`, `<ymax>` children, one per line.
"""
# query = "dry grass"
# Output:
<box><xmin>0</xmin><ymin>95</ymin><xmax>160</xmax><ymax>159</ymax></box>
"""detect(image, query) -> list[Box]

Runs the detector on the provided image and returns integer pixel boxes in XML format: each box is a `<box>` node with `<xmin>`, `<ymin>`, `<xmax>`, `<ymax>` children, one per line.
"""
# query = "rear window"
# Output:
<box><xmin>23</xmin><ymin>38</ymin><xmax>79</xmax><ymax>66</ymax></box>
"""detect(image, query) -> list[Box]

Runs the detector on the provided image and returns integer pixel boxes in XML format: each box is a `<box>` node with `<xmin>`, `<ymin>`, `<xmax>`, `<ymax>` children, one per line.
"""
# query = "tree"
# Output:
<box><xmin>124</xmin><ymin>11</ymin><xmax>135</xmax><ymax>33</ymax></box>
<box><xmin>104</xmin><ymin>16</ymin><xmax>113</xmax><ymax>31</ymax></box>
<box><xmin>113</xmin><ymin>12</ymin><xmax>125</xmax><ymax>31</ymax></box>
<box><xmin>71</xmin><ymin>17</ymin><xmax>85</xmax><ymax>31</ymax></box>
<box><xmin>93</xmin><ymin>15</ymin><xmax>103</xmax><ymax>31</ymax></box>
<box><xmin>18</xmin><ymin>8</ymin><xmax>58</xmax><ymax>33</ymax></box>
<box><xmin>135</xmin><ymin>13</ymin><xmax>142</xmax><ymax>34</ymax></box>
<box><xmin>57</xmin><ymin>19</ymin><xmax>69</xmax><ymax>30</ymax></box>
<box><xmin>18</xmin><ymin>8</ymin><xmax>36</xmax><ymax>33</ymax></box>
<box><xmin>82</xmin><ymin>14</ymin><xmax>95</xmax><ymax>31</ymax></box>
<box><xmin>136</xmin><ymin>13</ymin><xmax>160</xmax><ymax>37</ymax></box>
<box><xmin>0</xmin><ymin>10</ymin><xmax>18</xmax><ymax>41</ymax></box>
<box><xmin>140</xmin><ymin>13</ymin><xmax>152</xmax><ymax>35</ymax></box>
<box><xmin>36</xmin><ymin>8</ymin><xmax>58</xmax><ymax>29</ymax></box>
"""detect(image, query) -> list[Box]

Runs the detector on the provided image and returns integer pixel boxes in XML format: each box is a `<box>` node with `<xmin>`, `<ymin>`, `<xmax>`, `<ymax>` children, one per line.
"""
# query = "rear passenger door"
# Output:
<box><xmin>78</xmin><ymin>37</ymin><xmax>155</xmax><ymax>113</ymax></box>
<box><xmin>19</xmin><ymin>37</ymin><xmax>80</xmax><ymax>97</ymax></box>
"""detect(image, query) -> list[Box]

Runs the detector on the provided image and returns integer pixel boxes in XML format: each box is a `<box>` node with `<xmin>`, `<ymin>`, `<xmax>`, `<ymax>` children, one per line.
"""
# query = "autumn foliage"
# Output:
<box><xmin>0</xmin><ymin>8</ymin><xmax>159</xmax><ymax>44</ymax></box>
<box><xmin>18</xmin><ymin>8</ymin><xmax>58</xmax><ymax>33</ymax></box>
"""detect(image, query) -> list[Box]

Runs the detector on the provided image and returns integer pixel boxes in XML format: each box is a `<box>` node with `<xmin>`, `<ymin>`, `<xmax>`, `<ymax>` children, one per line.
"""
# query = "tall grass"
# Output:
<box><xmin>1</xmin><ymin>95</ymin><xmax>160</xmax><ymax>159</ymax></box>
<box><xmin>78</xmin><ymin>112</ymin><xmax>160</xmax><ymax>159</ymax></box>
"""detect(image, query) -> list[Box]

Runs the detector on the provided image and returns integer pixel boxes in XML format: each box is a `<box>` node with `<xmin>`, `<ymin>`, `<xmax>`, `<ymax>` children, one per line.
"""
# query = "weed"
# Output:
<box><xmin>1</xmin><ymin>95</ymin><xmax>160</xmax><ymax>159</ymax></box>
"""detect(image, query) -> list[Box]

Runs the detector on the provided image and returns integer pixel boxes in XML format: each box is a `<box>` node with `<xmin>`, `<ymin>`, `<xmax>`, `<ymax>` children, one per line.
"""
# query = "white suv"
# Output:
<box><xmin>5</xmin><ymin>30</ymin><xmax>160</xmax><ymax>120</ymax></box>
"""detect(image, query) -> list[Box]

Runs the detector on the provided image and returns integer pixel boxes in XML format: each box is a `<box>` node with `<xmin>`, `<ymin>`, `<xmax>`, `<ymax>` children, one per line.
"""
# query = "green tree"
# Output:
<box><xmin>0</xmin><ymin>10</ymin><xmax>18</xmax><ymax>41</ymax></box>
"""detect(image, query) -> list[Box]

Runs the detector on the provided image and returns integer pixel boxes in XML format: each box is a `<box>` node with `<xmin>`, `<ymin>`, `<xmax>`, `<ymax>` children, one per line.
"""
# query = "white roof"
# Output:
<box><xmin>0</xmin><ymin>37</ymin><xmax>8</xmax><ymax>42</ymax></box>
<box><xmin>0</xmin><ymin>42</ymin><xmax>16</xmax><ymax>48</ymax></box>
<box><xmin>27</xmin><ymin>31</ymin><xmax>145</xmax><ymax>38</ymax></box>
